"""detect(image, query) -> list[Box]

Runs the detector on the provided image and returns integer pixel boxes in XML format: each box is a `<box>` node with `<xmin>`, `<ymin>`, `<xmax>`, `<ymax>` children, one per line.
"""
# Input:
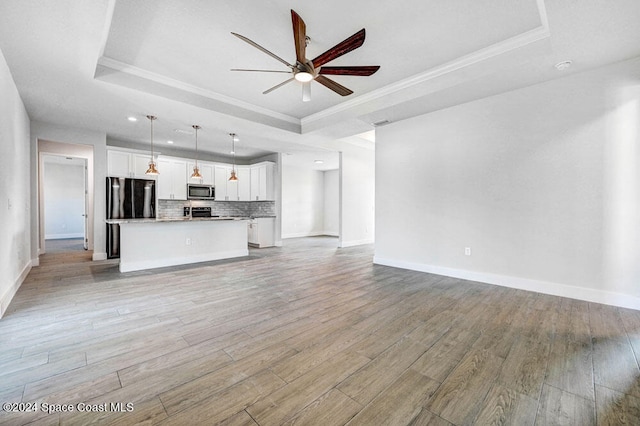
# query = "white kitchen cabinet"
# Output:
<box><xmin>249</xmin><ymin>162</ymin><xmax>275</xmax><ymax>201</ymax></box>
<box><xmin>214</xmin><ymin>165</ymin><xmax>238</xmax><ymax>201</ymax></box>
<box><xmin>107</xmin><ymin>150</ymin><xmax>156</xmax><ymax>179</ymax></box>
<box><xmin>157</xmin><ymin>157</ymin><xmax>187</xmax><ymax>200</ymax></box>
<box><xmin>237</xmin><ymin>166</ymin><xmax>250</xmax><ymax>201</ymax></box>
<box><xmin>107</xmin><ymin>150</ymin><xmax>130</xmax><ymax>177</ymax></box>
<box><xmin>132</xmin><ymin>154</ymin><xmax>154</xmax><ymax>177</ymax></box>
<box><xmin>247</xmin><ymin>220</ymin><xmax>257</xmax><ymax>245</ymax></box>
<box><xmin>227</xmin><ymin>174</ymin><xmax>238</xmax><ymax>201</ymax></box>
<box><xmin>248</xmin><ymin>217</ymin><xmax>275</xmax><ymax>248</ymax></box>
<box><xmin>187</xmin><ymin>161</ymin><xmax>214</xmax><ymax>185</ymax></box>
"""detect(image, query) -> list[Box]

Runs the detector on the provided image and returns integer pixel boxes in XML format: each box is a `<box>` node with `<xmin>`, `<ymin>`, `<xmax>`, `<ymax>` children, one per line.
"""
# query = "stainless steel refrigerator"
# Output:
<box><xmin>106</xmin><ymin>177</ymin><xmax>156</xmax><ymax>258</ymax></box>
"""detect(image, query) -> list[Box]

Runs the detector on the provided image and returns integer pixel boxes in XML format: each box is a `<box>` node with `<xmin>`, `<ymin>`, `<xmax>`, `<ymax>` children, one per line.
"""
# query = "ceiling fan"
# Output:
<box><xmin>231</xmin><ymin>10</ymin><xmax>380</xmax><ymax>102</ymax></box>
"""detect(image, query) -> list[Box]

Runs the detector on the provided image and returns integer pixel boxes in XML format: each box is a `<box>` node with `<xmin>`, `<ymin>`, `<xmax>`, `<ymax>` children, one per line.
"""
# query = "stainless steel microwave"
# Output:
<box><xmin>187</xmin><ymin>184</ymin><xmax>215</xmax><ymax>200</ymax></box>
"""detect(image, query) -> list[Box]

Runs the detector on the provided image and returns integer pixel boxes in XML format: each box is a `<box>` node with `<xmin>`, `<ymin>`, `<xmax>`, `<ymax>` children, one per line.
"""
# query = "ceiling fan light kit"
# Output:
<box><xmin>294</xmin><ymin>72</ymin><xmax>313</xmax><ymax>83</ymax></box>
<box><xmin>231</xmin><ymin>9</ymin><xmax>380</xmax><ymax>101</ymax></box>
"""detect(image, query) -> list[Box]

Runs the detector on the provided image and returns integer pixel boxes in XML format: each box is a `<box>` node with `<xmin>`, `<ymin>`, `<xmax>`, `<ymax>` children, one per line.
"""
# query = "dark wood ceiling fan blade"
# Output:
<box><xmin>231</xmin><ymin>32</ymin><xmax>294</xmax><ymax>69</ymax></box>
<box><xmin>318</xmin><ymin>65</ymin><xmax>380</xmax><ymax>76</ymax></box>
<box><xmin>263</xmin><ymin>77</ymin><xmax>295</xmax><ymax>94</ymax></box>
<box><xmin>315</xmin><ymin>75</ymin><xmax>353</xmax><ymax>96</ymax></box>
<box><xmin>311</xmin><ymin>29</ymin><xmax>366</xmax><ymax>68</ymax></box>
<box><xmin>291</xmin><ymin>10</ymin><xmax>307</xmax><ymax>64</ymax></box>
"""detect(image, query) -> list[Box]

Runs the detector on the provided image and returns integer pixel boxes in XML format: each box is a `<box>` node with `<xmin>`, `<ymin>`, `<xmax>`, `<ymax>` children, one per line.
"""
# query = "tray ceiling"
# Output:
<box><xmin>2</xmin><ymin>0</ymin><xmax>640</xmax><ymax>158</ymax></box>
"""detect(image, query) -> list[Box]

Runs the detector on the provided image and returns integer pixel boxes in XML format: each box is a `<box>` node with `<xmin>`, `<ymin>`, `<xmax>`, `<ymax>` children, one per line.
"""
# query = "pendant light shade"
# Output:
<box><xmin>145</xmin><ymin>115</ymin><xmax>159</xmax><ymax>175</ymax></box>
<box><xmin>191</xmin><ymin>125</ymin><xmax>202</xmax><ymax>180</ymax></box>
<box><xmin>229</xmin><ymin>133</ymin><xmax>238</xmax><ymax>181</ymax></box>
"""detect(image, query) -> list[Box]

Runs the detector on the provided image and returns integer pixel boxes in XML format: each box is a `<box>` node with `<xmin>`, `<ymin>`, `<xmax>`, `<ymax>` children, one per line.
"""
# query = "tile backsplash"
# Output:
<box><xmin>158</xmin><ymin>199</ymin><xmax>275</xmax><ymax>218</ymax></box>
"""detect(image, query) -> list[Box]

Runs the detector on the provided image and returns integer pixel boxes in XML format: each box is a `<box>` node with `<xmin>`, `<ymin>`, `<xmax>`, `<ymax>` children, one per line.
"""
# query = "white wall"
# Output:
<box><xmin>281</xmin><ymin>163</ymin><xmax>324</xmax><ymax>238</ymax></box>
<box><xmin>374</xmin><ymin>59</ymin><xmax>640</xmax><ymax>310</ymax></box>
<box><xmin>340</xmin><ymin>145</ymin><xmax>375</xmax><ymax>247</ymax></box>
<box><xmin>0</xmin><ymin>48</ymin><xmax>31</xmax><ymax>317</ymax></box>
<box><xmin>323</xmin><ymin>170</ymin><xmax>339</xmax><ymax>236</ymax></box>
<box><xmin>43</xmin><ymin>161</ymin><xmax>85</xmax><ymax>239</ymax></box>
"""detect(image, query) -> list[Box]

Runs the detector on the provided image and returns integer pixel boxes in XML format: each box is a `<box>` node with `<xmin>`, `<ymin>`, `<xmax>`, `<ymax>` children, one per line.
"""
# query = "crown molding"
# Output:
<box><xmin>301</xmin><ymin>24</ymin><xmax>550</xmax><ymax>128</ymax></box>
<box><xmin>96</xmin><ymin>56</ymin><xmax>300</xmax><ymax>126</ymax></box>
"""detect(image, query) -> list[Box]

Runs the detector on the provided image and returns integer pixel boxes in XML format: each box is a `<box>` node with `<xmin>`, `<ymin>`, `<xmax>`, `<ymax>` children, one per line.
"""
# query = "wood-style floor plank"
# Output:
<box><xmin>1</xmin><ymin>237</ymin><xmax>639</xmax><ymax>425</ymax></box>
<box><xmin>425</xmin><ymin>347</ymin><xmax>506</xmax><ymax>425</ymax></box>
<box><xmin>595</xmin><ymin>384</ymin><xmax>640</xmax><ymax>426</ymax></box>
<box><xmin>337</xmin><ymin>335</ymin><xmax>428</xmax><ymax>405</ymax></box>
<box><xmin>408</xmin><ymin>409</ymin><xmax>453</xmax><ymax>425</ymax></box>
<box><xmin>497</xmin><ymin>335</ymin><xmax>550</xmax><ymax>398</ymax></box>
<box><xmin>280</xmin><ymin>389</ymin><xmax>361</xmax><ymax>426</ymax></box>
<box><xmin>536</xmin><ymin>383</ymin><xmax>595</xmax><ymax>425</ymax></box>
<box><xmin>472</xmin><ymin>383</ymin><xmax>538</xmax><ymax>426</ymax></box>
<box><xmin>346</xmin><ymin>369</ymin><xmax>439</xmax><ymax>426</ymax></box>
<box><xmin>410</xmin><ymin>326</ymin><xmax>479</xmax><ymax>382</ymax></box>
<box><xmin>245</xmin><ymin>351</ymin><xmax>370</xmax><ymax>425</ymax></box>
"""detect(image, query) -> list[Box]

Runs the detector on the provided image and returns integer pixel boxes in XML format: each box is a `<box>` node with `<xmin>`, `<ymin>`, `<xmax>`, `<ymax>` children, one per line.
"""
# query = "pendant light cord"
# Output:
<box><xmin>147</xmin><ymin>115</ymin><xmax>156</xmax><ymax>161</ymax></box>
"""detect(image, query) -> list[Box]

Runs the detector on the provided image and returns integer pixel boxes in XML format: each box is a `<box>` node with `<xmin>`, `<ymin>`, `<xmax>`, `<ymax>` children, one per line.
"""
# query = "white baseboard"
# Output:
<box><xmin>45</xmin><ymin>233</ymin><xmax>84</xmax><ymax>239</ymax></box>
<box><xmin>282</xmin><ymin>232</ymin><xmax>324</xmax><ymax>239</ymax></box>
<box><xmin>373</xmin><ymin>256</ymin><xmax>640</xmax><ymax>311</ymax></box>
<box><xmin>0</xmin><ymin>261</ymin><xmax>32</xmax><ymax>318</ymax></box>
<box><xmin>92</xmin><ymin>252</ymin><xmax>108</xmax><ymax>261</ymax></box>
<box><xmin>340</xmin><ymin>238</ymin><xmax>374</xmax><ymax>248</ymax></box>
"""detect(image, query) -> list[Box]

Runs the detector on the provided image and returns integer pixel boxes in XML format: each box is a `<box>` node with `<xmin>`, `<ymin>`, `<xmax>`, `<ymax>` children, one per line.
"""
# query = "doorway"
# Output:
<box><xmin>42</xmin><ymin>155</ymin><xmax>88</xmax><ymax>253</ymax></box>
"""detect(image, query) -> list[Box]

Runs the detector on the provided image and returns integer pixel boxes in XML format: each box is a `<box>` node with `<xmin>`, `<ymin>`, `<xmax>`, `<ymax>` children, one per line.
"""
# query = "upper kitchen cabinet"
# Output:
<box><xmin>250</xmin><ymin>162</ymin><xmax>275</xmax><ymax>201</ymax></box>
<box><xmin>237</xmin><ymin>166</ymin><xmax>251</xmax><ymax>201</ymax></box>
<box><xmin>157</xmin><ymin>157</ymin><xmax>187</xmax><ymax>200</ymax></box>
<box><xmin>187</xmin><ymin>161</ymin><xmax>214</xmax><ymax>185</ymax></box>
<box><xmin>107</xmin><ymin>149</ymin><xmax>155</xmax><ymax>179</ymax></box>
<box><xmin>214</xmin><ymin>165</ymin><xmax>237</xmax><ymax>201</ymax></box>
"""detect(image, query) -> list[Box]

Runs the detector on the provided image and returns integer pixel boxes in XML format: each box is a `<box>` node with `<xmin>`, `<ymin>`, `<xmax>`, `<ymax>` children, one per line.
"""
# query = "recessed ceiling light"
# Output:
<box><xmin>167</xmin><ymin>140</ymin><xmax>174</xmax><ymax>144</ymax></box>
<box><xmin>314</xmin><ymin>160</ymin><xmax>324</xmax><ymax>164</ymax></box>
<box><xmin>555</xmin><ymin>60</ymin><xmax>572</xmax><ymax>71</ymax></box>
<box><xmin>127</xmin><ymin>116</ymin><xmax>137</xmax><ymax>122</ymax></box>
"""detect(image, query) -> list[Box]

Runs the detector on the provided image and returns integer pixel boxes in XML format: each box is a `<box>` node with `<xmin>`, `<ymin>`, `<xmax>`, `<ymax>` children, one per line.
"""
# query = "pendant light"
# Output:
<box><xmin>191</xmin><ymin>125</ymin><xmax>202</xmax><ymax>180</ymax></box>
<box><xmin>229</xmin><ymin>133</ymin><xmax>238</xmax><ymax>181</ymax></box>
<box><xmin>145</xmin><ymin>115</ymin><xmax>159</xmax><ymax>175</ymax></box>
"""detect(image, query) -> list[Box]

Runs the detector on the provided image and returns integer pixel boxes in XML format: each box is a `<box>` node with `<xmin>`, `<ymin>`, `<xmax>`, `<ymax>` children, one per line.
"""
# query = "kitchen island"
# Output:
<box><xmin>105</xmin><ymin>217</ymin><xmax>249</xmax><ymax>272</ymax></box>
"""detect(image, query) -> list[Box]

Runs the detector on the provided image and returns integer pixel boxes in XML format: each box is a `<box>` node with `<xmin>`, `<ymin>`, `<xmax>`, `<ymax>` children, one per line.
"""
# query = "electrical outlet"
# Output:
<box><xmin>465</xmin><ymin>247</ymin><xmax>471</xmax><ymax>256</ymax></box>
<box><xmin>186</xmin><ymin>238</ymin><xmax>192</xmax><ymax>246</ymax></box>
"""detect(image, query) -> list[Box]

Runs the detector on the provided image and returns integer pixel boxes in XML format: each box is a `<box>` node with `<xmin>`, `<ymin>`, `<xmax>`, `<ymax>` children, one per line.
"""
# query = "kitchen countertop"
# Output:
<box><xmin>105</xmin><ymin>217</ymin><xmax>250</xmax><ymax>224</ymax></box>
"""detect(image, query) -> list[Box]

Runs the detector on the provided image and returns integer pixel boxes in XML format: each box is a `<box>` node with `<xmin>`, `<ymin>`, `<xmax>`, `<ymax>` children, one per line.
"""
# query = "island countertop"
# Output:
<box><xmin>106</xmin><ymin>216</ymin><xmax>275</xmax><ymax>224</ymax></box>
<box><xmin>105</xmin><ymin>217</ymin><xmax>249</xmax><ymax>224</ymax></box>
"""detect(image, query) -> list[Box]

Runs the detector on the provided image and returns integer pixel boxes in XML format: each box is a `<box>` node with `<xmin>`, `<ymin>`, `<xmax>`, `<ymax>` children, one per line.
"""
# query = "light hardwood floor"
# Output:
<box><xmin>1</xmin><ymin>237</ymin><xmax>639</xmax><ymax>425</ymax></box>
